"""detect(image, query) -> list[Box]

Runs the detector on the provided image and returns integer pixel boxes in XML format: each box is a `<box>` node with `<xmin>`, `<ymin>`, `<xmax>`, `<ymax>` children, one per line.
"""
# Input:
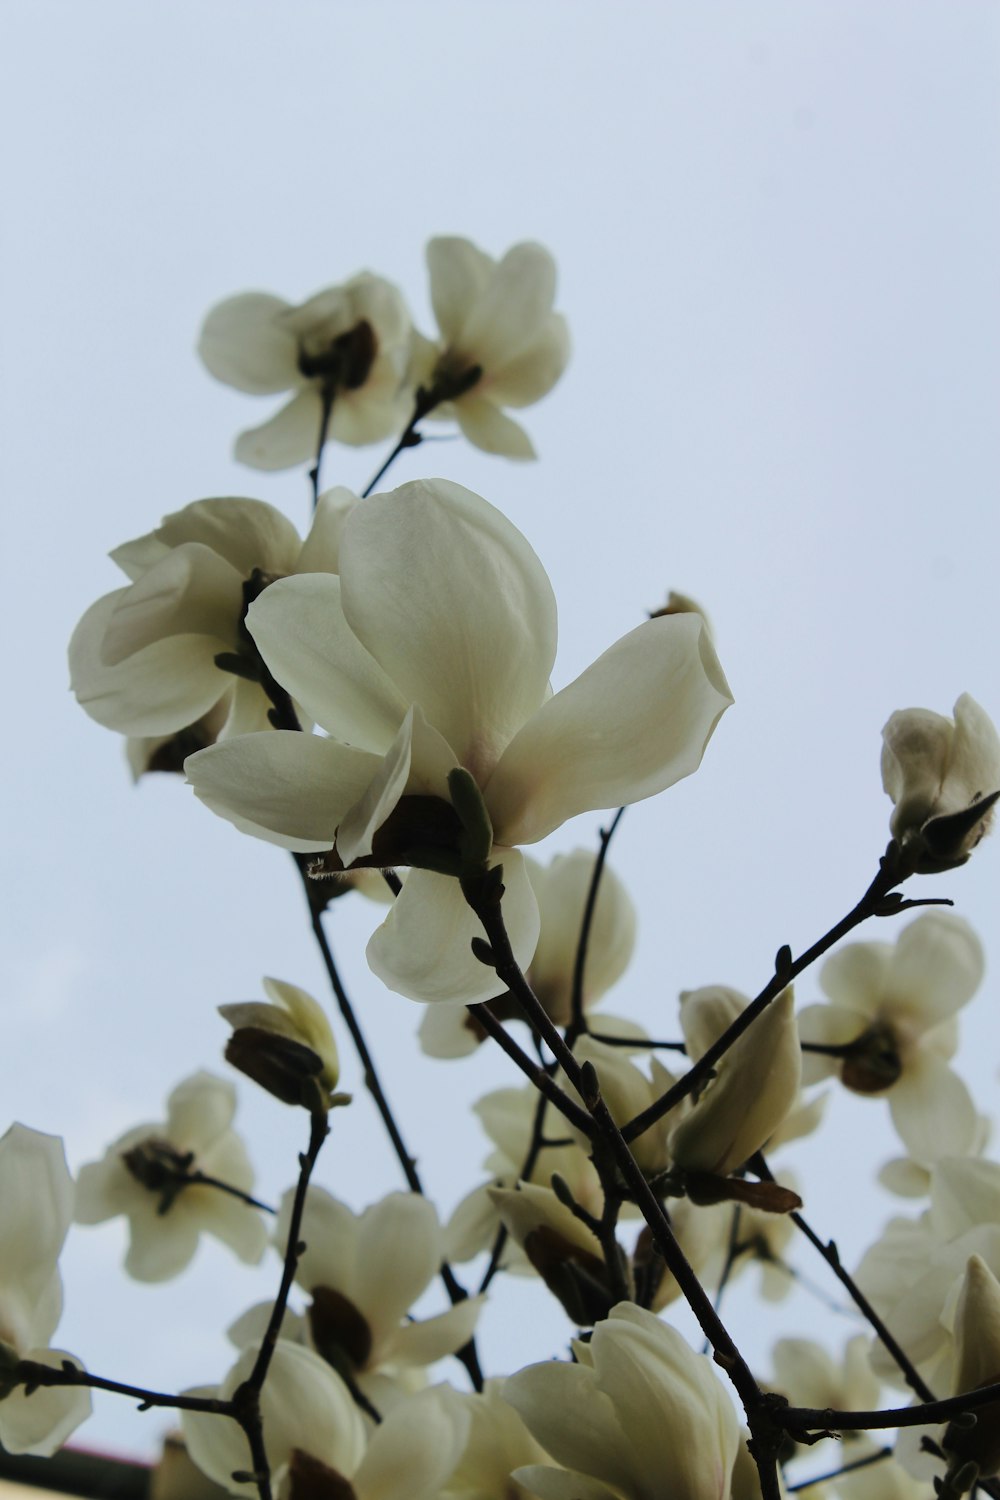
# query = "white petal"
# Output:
<box><xmin>488</xmin><ymin>314</ymin><xmax>571</xmax><ymax>407</ymax></box>
<box><xmin>282</xmin><ymin>1188</ymin><xmax>360</xmax><ymax>1301</ymax></box>
<box><xmin>70</xmin><ymin>592</ymin><xmax>227</xmax><ymax>736</ymax></box>
<box><xmin>889</xmin><ymin>1053</ymin><xmax>978</xmax><ymax>1163</ymax></box>
<box><xmin>335</xmin><ymin>705</ymin><xmax>456</xmax><ymax>866</ymax></box>
<box><xmin>886</xmin><ymin>912</ymin><xmax>985</xmax><ymax>1032</ymax></box>
<box><xmin>387</xmin><ymin>1296</ymin><xmax>484</xmax><ymax>1367</ymax></box>
<box><xmin>0</xmin><ymin>1127</ymin><xmax>73</xmax><ymax>1290</ymax></box>
<box><xmin>487</xmin><ymin>614</ymin><xmax>732</xmax><ymax>846</ymax></box>
<box><xmin>166</xmin><ymin>1072</ymin><xmax>236</xmax><ymax>1154</ymax></box>
<box><xmin>417</xmin><ymin>1004</ymin><xmax>484</xmax><ymax>1059</ymax></box>
<box><xmin>819</xmin><ymin>940</ymin><xmax>894</xmax><ymax>1016</ymax></box>
<box><xmin>294</xmin><ymin>486</ymin><xmax>359</xmax><ymax>573</ymax></box>
<box><xmin>199</xmin><ymin>292</ymin><xmax>301</xmax><ymax>393</ymax></box>
<box><xmin>459</xmin><ymin>243</ymin><xmax>557</xmax><ymax>369</ymax></box>
<box><xmin>504</xmin><ymin>1362</ymin><xmax>633</xmax><ymax>1491</ymax></box>
<box><xmin>455</xmin><ymin>397</ymin><xmax>536</xmax><ymax>458</ymax></box>
<box><xmin>186</xmin><ymin>731</ymin><xmax>381</xmax><ymax>851</ymax></box>
<box><xmin>124</xmin><ymin>1199</ymin><xmax>201</xmax><ymax>1282</ymax></box>
<box><xmin>354</xmin><ymin>1386</ymin><xmax>470</xmax><ymax>1500</ymax></box>
<box><xmin>353</xmin><ymin>1194</ymin><xmax>440</xmax><ymax>1339</ymax></box>
<box><xmin>512</xmin><ymin>1466</ymin><xmax>618</xmax><ymax>1500</ymax></box>
<box><xmin>366</xmin><ymin>851</ymin><xmax>539</xmax><ymax>1004</ymax></box>
<box><xmin>796</xmin><ymin>1001</ymin><xmax>871</xmax><ymax>1085</ymax></box>
<box><xmin>234</xmin><ymin>389</ymin><xmax>322</xmax><ymax>471</ymax></box>
<box><xmin>426</xmin><ymin>236</ymin><xmax>495</xmax><ymax>345</ymax></box>
<box><xmin>248</xmin><ymin>573</ymin><xmax>407</xmax><ymax>750</ymax></box>
<box><xmin>0</xmin><ymin>1350</ymin><xmax>91</xmax><ymax>1456</ymax></box>
<box><xmin>339</xmin><ymin>480</ymin><xmax>556</xmax><ymax>774</ymax></box>
<box><xmin>150</xmin><ymin>496</ymin><xmax>303</xmax><ymax>577</ymax></box>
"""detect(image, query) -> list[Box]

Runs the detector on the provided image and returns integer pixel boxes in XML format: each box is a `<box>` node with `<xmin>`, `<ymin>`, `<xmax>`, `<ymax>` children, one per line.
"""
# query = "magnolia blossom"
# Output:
<box><xmin>419</xmin><ymin>848</ymin><xmax>637</xmax><ymax>1058</ymax></box>
<box><xmin>75</xmin><ymin>1072</ymin><xmax>267</xmax><ymax>1281</ymax></box>
<box><xmin>412</xmin><ymin>236</ymin><xmax>569</xmax><ymax>459</ymax></box>
<box><xmin>183</xmin><ymin>1341</ymin><xmax>469</xmax><ymax>1500</ymax></box>
<box><xmin>198</xmin><ymin>274</ymin><xmax>413</xmax><ymax>469</ymax></box>
<box><xmin>444</xmin><ymin>1380</ymin><xmax>551</xmax><ymax>1500</ymax></box>
<box><xmin>219</xmin><ymin>976</ymin><xmax>346</xmax><ymax>1110</ymax></box>
<box><xmin>69</xmin><ymin>489</ymin><xmax>356</xmax><ymax>751</ymax></box>
<box><xmin>882</xmin><ymin>693</ymin><xmax>1000</xmax><ymax>873</ymax></box>
<box><xmin>267</xmin><ymin>1188</ymin><xmax>483</xmax><ymax>1376</ymax></box>
<box><xmin>186</xmin><ymin>479</ymin><xmax>732</xmax><ymax>1004</ymax></box>
<box><xmin>798</xmin><ymin>912</ymin><xmax>984</xmax><ymax>1164</ymax></box>
<box><xmin>0</xmin><ymin>1125</ymin><xmax>91</xmax><ymax>1455</ymax></box>
<box><xmin>943</xmin><ymin>1254</ymin><xmax>1000</xmax><ymax>1475</ymax></box>
<box><xmin>505</xmin><ymin>1302</ymin><xmax>742</xmax><ymax>1500</ymax></box>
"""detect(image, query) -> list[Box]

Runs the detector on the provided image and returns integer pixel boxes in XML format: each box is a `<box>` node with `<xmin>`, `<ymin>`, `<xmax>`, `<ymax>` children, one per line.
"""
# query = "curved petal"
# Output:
<box><xmin>354</xmin><ymin>1386</ymin><xmax>470</xmax><ymax>1500</ymax></box>
<box><xmin>455</xmin><ymin>397</ymin><xmax>536</xmax><ymax>458</ymax></box>
<box><xmin>151</xmin><ymin>496</ymin><xmax>303</xmax><ymax>578</ymax></box>
<box><xmin>0</xmin><ymin>1350</ymin><xmax>91</xmax><ymax>1456</ymax></box>
<box><xmin>487</xmin><ymin>614</ymin><xmax>733</xmax><ymax>846</ymax></box>
<box><xmin>334</xmin><ymin>706</ymin><xmax>456</xmax><ymax>867</ymax></box>
<box><xmin>366</xmin><ymin>850</ymin><xmax>539</xmax><ymax>1004</ymax></box>
<box><xmin>124</xmin><ymin>1199</ymin><xmax>200</xmax><ymax>1281</ymax></box>
<box><xmin>248</xmin><ymin>574</ymin><xmax>407</xmax><ymax>751</ymax></box>
<box><xmin>387</xmin><ymin>1295</ymin><xmax>484</xmax><ymax>1367</ymax></box>
<box><xmin>889</xmin><ymin>1053</ymin><xmax>978</xmax><ymax>1163</ymax></box>
<box><xmin>796</xmin><ymin>1001</ymin><xmax>871</xmax><ymax>1085</ymax></box>
<box><xmin>281</xmin><ymin>1187</ymin><xmax>360</xmax><ymax>1299</ymax></box>
<box><xmin>294</xmin><ymin>486</ymin><xmax>359</xmax><ymax>574</ymax></box>
<box><xmin>234</xmin><ymin>389</ymin><xmax>322</xmax><ymax>472</ymax></box>
<box><xmin>488</xmin><ymin>314</ymin><xmax>571</xmax><ymax>407</ymax></box>
<box><xmin>512</xmin><ymin>1466</ymin><xmax>618</xmax><ymax>1500</ymax></box>
<box><xmin>354</xmin><ymin>1194</ymin><xmax>441</xmax><ymax>1338</ymax></box>
<box><xmin>426</xmin><ymin>237</ymin><xmax>495</xmax><ymax>345</ymax></box>
<box><xmin>339</xmin><ymin>480</ymin><xmax>556</xmax><ymax>773</ymax></box>
<box><xmin>70</xmin><ymin>593</ymin><xmax>226</xmax><ymax>736</ymax></box>
<box><xmin>886</xmin><ymin>912</ymin><xmax>985</xmax><ymax>1031</ymax></box>
<box><xmin>198</xmin><ymin>292</ymin><xmax>301</xmax><ymax>393</ymax></box>
<box><xmin>819</xmin><ymin>941</ymin><xmax>893</xmax><ymax>1016</ymax></box>
<box><xmin>165</xmin><ymin>1072</ymin><xmax>235</xmax><ymax>1154</ymax></box>
<box><xmin>459</xmin><ymin>243</ymin><xmax>557</xmax><ymax>369</ymax></box>
<box><xmin>190</xmin><ymin>1187</ymin><xmax>268</xmax><ymax>1267</ymax></box>
<box><xmin>418</xmin><ymin>1004</ymin><xmax>484</xmax><ymax>1059</ymax></box>
<box><xmin>0</xmin><ymin>1127</ymin><xmax>73</xmax><ymax>1288</ymax></box>
<box><xmin>102</xmin><ymin>544</ymin><xmax>246</xmax><ymax>661</ymax></box>
<box><xmin>186</xmin><ymin>732</ymin><xmax>381</xmax><ymax>851</ymax></box>
<box><xmin>504</xmin><ymin>1362</ymin><xmax>634</xmax><ymax>1491</ymax></box>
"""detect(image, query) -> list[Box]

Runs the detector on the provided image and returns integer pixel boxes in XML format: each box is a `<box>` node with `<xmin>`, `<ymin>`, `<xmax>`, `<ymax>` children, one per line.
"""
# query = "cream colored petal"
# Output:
<box><xmin>0</xmin><ymin>1350</ymin><xmax>91</xmax><ymax>1456</ymax></box>
<box><xmin>818</xmin><ymin>939</ymin><xmax>894</xmax><ymax>1016</ymax></box>
<box><xmin>885</xmin><ymin>912</ymin><xmax>984</xmax><ymax>1032</ymax></box>
<box><xmin>930</xmin><ymin>1159</ymin><xmax>1000</xmax><ymax>1239</ymax></box>
<box><xmin>330</xmin><ymin>384</ymin><xmax>411</xmax><ymax>447</ymax></box>
<box><xmin>387</xmin><ymin>1296</ymin><xmax>485</xmax><ymax>1367</ymax></box>
<box><xmin>487</xmin><ymin>614</ymin><xmax>732</xmax><ymax>847</ymax></box>
<box><xmin>124</xmin><ymin>1198</ymin><xmax>201</xmax><ymax>1282</ymax></box>
<box><xmin>354</xmin><ymin>1194</ymin><xmax>441</xmax><ymax>1340</ymax></box>
<box><xmin>70</xmin><ymin>592</ymin><xmax>227</xmax><ymax>736</ymax></box>
<box><xmin>234</xmin><ymin>389</ymin><xmax>322</xmax><ymax>471</ymax></box>
<box><xmin>186</xmin><ymin>731</ymin><xmax>381</xmax><ymax>851</ymax></box>
<box><xmin>949</xmin><ymin>693</ymin><xmax>1000</xmax><ymax>804</ymax></box>
<box><xmin>366</xmin><ymin>850</ymin><xmax>539</xmax><ymax>1004</ymax></box>
<box><xmin>417</xmin><ymin>1003</ymin><xmax>484</xmax><ymax>1059</ymax></box>
<box><xmin>247</xmin><ymin>573</ymin><xmax>407</xmax><ymax>750</ymax></box>
<box><xmin>100</xmin><ymin>545</ymin><xmax>242</xmax><ymax>662</ymax></box>
<box><xmin>797</xmin><ymin>1001</ymin><xmax>870</xmax><ymax>1085</ymax></box>
<box><xmin>527</xmin><ymin>851</ymin><xmax>636</xmax><ymax>1017</ymax></box>
<box><xmin>192</xmin><ymin>1187</ymin><xmax>268</xmax><ymax>1267</ymax></box>
<box><xmin>455</xmin><ymin>397</ymin><xmax>537</xmax><ymax>458</ymax></box>
<box><xmin>198</xmin><ymin>291</ymin><xmax>301</xmax><ymax>393</ymax></box>
<box><xmin>0</xmin><ymin>1127</ymin><xmax>73</xmax><ymax>1289</ymax></box>
<box><xmin>294</xmin><ymin>486</ymin><xmax>358</xmax><ymax>573</ymax></box>
<box><xmin>426</xmin><ymin>237</ymin><xmax>495</xmax><ymax>345</ymax></box>
<box><xmin>278</xmin><ymin>1187</ymin><xmax>359</xmax><ymax>1301</ymax></box>
<box><xmin>150</xmin><ymin>496</ymin><xmax>303</xmax><ymax>577</ymax></box>
<box><xmin>165</xmin><ymin>1072</ymin><xmax>236</xmax><ymax>1154</ymax></box>
<box><xmin>459</xmin><ymin>243</ymin><xmax>557</xmax><ymax>369</ymax></box>
<box><xmin>504</xmin><ymin>1362</ymin><xmax>634</xmax><ymax>1492</ymax></box>
<box><xmin>339</xmin><ymin>479</ymin><xmax>556</xmax><ymax>774</ymax></box>
<box><xmin>512</xmin><ymin>1466</ymin><xmax>619</xmax><ymax>1500</ymax></box>
<box><xmin>334</xmin><ymin>706</ymin><xmax>456</xmax><ymax>867</ymax></box>
<box><xmin>488</xmin><ymin>314</ymin><xmax>571</xmax><ymax>407</ymax></box>
<box><xmin>354</xmin><ymin>1386</ymin><xmax>470</xmax><ymax>1500</ymax></box>
<box><xmin>889</xmin><ymin>1053</ymin><xmax>978</xmax><ymax>1163</ymax></box>
<box><xmin>443</xmin><ymin>1184</ymin><xmax>502</xmax><ymax>1264</ymax></box>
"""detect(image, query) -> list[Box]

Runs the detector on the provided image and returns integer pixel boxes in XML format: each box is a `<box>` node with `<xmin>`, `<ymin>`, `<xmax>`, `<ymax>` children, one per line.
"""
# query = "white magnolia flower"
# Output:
<box><xmin>0</xmin><ymin>1125</ymin><xmax>91</xmax><ymax>1455</ymax></box>
<box><xmin>186</xmin><ymin>479</ymin><xmax>732</xmax><ymax>1004</ymax></box>
<box><xmin>69</xmin><ymin>489</ymin><xmax>356</xmax><ymax>750</ymax></box>
<box><xmin>219</xmin><ymin>976</ymin><xmax>345</xmax><ymax>1109</ymax></box>
<box><xmin>273</xmin><ymin>1188</ymin><xmax>483</xmax><ymax>1375</ymax></box>
<box><xmin>882</xmin><ymin>693</ymin><xmax>1000</xmax><ymax>873</ymax></box>
<box><xmin>199</xmin><ymin>274</ymin><xmax>413</xmax><ymax>469</ymax></box>
<box><xmin>419</xmin><ymin>848</ymin><xmax>637</xmax><ymax>1058</ymax></box>
<box><xmin>444</xmin><ymin>1379</ymin><xmax>551</xmax><ymax>1500</ymax></box>
<box><xmin>184</xmin><ymin>1343</ymin><xmax>469</xmax><ymax>1500</ymax></box>
<box><xmin>505</xmin><ymin>1302</ymin><xmax>741</xmax><ymax>1500</ymax></box>
<box><xmin>798</xmin><ymin>912</ymin><xmax>984</xmax><ymax>1164</ymax></box>
<box><xmin>669</xmin><ymin>989</ymin><xmax>801</xmax><ymax>1182</ymax></box>
<box><xmin>75</xmin><ymin>1072</ymin><xmax>267</xmax><ymax>1281</ymax></box>
<box><xmin>412</xmin><ymin>237</ymin><xmax>569</xmax><ymax>459</ymax></box>
<box><xmin>942</xmin><ymin>1254</ymin><xmax>1000</xmax><ymax>1476</ymax></box>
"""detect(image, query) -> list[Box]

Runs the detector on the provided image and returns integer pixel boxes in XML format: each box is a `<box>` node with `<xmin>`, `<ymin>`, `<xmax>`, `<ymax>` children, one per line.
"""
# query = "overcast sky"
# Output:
<box><xmin>2</xmin><ymin>0</ymin><xmax>998</xmax><ymax>1464</ymax></box>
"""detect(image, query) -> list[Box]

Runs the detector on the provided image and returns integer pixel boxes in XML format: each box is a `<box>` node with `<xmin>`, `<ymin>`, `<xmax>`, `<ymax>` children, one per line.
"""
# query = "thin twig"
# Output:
<box><xmin>786</xmin><ymin>1446</ymin><xmax>893</xmax><ymax>1493</ymax></box>
<box><xmin>566</xmin><ymin>808</ymin><xmax>625</xmax><ymax>1043</ymax></box>
<box><xmin>308</xmin><ymin>384</ymin><xmax>335</xmax><ymax>508</ymax></box>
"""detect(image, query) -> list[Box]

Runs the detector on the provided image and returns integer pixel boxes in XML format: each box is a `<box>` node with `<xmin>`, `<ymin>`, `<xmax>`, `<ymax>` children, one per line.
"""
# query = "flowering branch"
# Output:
<box><xmin>361</xmin><ymin>365</ymin><xmax>482</xmax><ymax>497</ymax></box>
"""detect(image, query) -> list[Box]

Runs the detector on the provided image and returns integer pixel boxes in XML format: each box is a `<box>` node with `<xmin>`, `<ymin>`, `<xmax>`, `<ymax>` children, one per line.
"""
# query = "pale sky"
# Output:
<box><xmin>2</xmin><ymin>0</ymin><xmax>999</xmax><ymax>1464</ymax></box>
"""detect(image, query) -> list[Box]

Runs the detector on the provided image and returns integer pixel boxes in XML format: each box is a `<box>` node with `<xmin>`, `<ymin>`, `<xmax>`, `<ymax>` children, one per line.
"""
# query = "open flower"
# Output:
<box><xmin>882</xmin><ymin>693</ymin><xmax>1000</xmax><ymax>873</ymax></box>
<box><xmin>505</xmin><ymin>1302</ymin><xmax>741</xmax><ymax>1500</ymax></box>
<box><xmin>419</xmin><ymin>848</ymin><xmax>637</xmax><ymax>1058</ymax></box>
<box><xmin>411</xmin><ymin>237</ymin><xmax>569</xmax><ymax>459</ymax></box>
<box><xmin>0</xmin><ymin>1125</ymin><xmax>91</xmax><ymax>1455</ymax></box>
<box><xmin>198</xmin><ymin>274</ymin><xmax>413</xmax><ymax>469</ymax></box>
<box><xmin>75</xmin><ymin>1072</ymin><xmax>268</xmax><ymax>1281</ymax></box>
<box><xmin>69</xmin><ymin>489</ymin><xmax>356</xmax><ymax>754</ymax></box>
<box><xmin>186</xmin><ymin>479</ymin><xmax>732</xmax><ymax>1004</ymax></box>
<box><xmin>798</xmin><ymin>912</ymin><xmax>984</xmax><ymax>1164</ymax></box>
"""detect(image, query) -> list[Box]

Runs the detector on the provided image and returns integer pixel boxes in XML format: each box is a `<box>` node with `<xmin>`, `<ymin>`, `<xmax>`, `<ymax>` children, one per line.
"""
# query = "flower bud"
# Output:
<box><xmin>220</xmin><ymin>978</ymin><xmax>348</xmax><ymax>1111</ymax></box>
<box><xmin>488</xmin><ymin>1183</ymin><xmax>617</xmax><ymax>1326</ymax></box>
<box><xmin>944</xmin><ymin>1254</ymin><xmax>1000</xmax><ymax>1476</ymax></box>
<box><xmin>881</xmin><ymin>694</ymin><xmax>1000</xmax><ymax>874</ymax></box>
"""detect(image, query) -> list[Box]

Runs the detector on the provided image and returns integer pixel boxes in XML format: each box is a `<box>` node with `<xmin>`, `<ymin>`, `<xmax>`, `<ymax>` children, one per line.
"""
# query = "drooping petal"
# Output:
<box><xmin>124</xmin><ymin>1197</ymin><xmax>201</xmax><ymax>1282</ymax></box>
<box><xmin>248</xmin><ymin>574</ymin><xmax>407</xmax><ymax>750</ymax></box>
<box><xmin>426</xmin><ymin>237</ymin><xmax>495</xmax><ymax>346</ymax></box>
<box><xmin>366</xmin><ymin>850</ymin><xmax>539</xmax><ymax>1004</ymax></box>
<box><xmin>339</xmin><ymin>480</ymin><xmax>557</xmax><ymax>773</ymax></box>
<box><xmin>353</xmin><ymin>1386</ymin><xmax>470</xmax><ymax>1500</ymax></box>
<box><xmin>234</xmin><ymin>389</ymin><xmax>322</xmax><ymax>471</ymax></box>
<box><xmin>455</xmin><ymin>397</ymin><xmax>536</xmax><ymax>459</ymax></box>
<box><xmin>889</xmin><ymin>1052</ymin><xmax>978</xmax><ymax>1163</ymax></box>
<box><xmin>70</xmin><ymin>593</ymin><xmax>226</xmax><ymax>737</ymax></box>
<box><xmin>488</xmin><ymin>315</ymin><xmax>571</xmax><ymax>407</ymax></box>
<box><xmin>186</xmin><ymin>731</ymin><xmax>381</xmax><ymax>851</ymax></box>
<box><xmin>487</xmin><ymin>614</ymin><xmax>733</xmax><ymax>846</ymax></box>
<box><xmin>198</xmin><ymin>292</ymin><xmax>301</xmax><ymax>394</ymax></box>
<box><xmin>0</xmin><ymin>1350</ymin><xmax>91</xmax><ymax>1456</ymax></box>
<box><xmin>388</xmin><ymin>1296</ymin><xmax>485</xmax><ymax>1367</ymax></box>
